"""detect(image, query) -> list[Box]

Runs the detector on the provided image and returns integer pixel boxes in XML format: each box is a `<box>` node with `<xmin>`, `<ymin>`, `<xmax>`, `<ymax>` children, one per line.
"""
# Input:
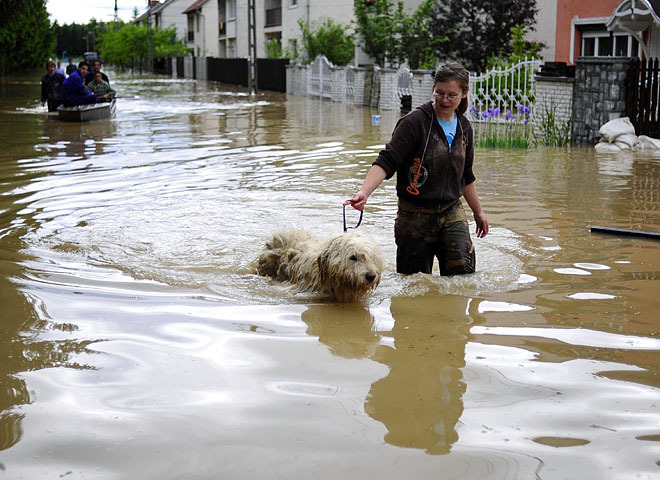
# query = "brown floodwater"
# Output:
<box><xmin>0</xmin><ymin>71</ymin><xmax>659</xmax><ymax>479</ymax></box>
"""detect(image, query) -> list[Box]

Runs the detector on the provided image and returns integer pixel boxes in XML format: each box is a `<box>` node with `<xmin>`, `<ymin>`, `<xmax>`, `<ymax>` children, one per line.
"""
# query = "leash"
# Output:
<box><xmin>343</xmin><ymin>203</ymin><xmax>363</xmax><ymax>232</ymax></box>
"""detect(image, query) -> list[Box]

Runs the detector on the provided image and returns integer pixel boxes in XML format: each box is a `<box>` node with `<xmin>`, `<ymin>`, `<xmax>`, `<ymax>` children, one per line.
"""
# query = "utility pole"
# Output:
<box><xmin>147</xmin><ymin>0</ymin><xmax>153</xmax><ymax>73</ymax></box>
<box><xmin>247</xmin><ymin>0</ymin><xmax>257</xmax><ymax>94</ymax></box>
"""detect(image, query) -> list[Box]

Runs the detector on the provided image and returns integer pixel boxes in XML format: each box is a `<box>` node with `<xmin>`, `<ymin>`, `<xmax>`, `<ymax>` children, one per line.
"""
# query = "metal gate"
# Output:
<box><xmin>468</xmin><ymin>58</ymin><xmax>541</xmax><ymax>124</ymax></box>
<box><xmin>625</xmin><ymin>58</ymin><xmax>660</xmax><ymax>138</ymax></box>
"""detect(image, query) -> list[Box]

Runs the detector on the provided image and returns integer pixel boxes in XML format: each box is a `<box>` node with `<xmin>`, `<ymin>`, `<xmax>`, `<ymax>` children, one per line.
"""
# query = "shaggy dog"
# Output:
<box><xmin>256</xmin><ymin>229</ymin><xmax>383</xmax><ymax>302</ymax></box>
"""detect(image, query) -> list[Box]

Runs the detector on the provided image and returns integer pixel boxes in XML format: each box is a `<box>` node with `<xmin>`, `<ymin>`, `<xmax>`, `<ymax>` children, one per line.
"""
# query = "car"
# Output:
<box><xmin>83</xmin><ymin>51</ymin><xmax>99</xmax><ymax>62</ymax></box>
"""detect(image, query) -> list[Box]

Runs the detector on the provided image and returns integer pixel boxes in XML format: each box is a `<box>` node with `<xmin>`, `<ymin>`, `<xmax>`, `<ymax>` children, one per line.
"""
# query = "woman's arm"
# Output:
<box><xmin>343</xmin><ymin>164</ymin><xmax>388</xmax><ymax>211</ymax></box>
<box><xmin>463</xmin><ymin>181</ymin><xmax>488</xmax><ymax>238</ymax></box>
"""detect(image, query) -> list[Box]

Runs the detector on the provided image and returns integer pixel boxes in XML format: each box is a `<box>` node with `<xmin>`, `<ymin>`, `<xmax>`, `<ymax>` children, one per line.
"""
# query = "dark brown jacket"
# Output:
<box><xmin>373</xmin><ymin>102</ymin><xmax>475</xmax><ymax>210</ymax></box>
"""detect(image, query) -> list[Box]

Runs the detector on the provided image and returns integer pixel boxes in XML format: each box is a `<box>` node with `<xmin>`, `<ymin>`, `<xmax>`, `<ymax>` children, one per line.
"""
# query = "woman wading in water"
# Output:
<box><xmin>344</xmin><ymin>62</ymin><xmax>488</xmax><ymax>275</ymax></box>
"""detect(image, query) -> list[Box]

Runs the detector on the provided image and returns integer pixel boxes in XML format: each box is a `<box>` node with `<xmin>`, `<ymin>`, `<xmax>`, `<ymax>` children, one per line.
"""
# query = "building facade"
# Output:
<box><xmin>544</xmin><ymin>0</ymin><xmax>660</xmax><ymax>64</ymax></box>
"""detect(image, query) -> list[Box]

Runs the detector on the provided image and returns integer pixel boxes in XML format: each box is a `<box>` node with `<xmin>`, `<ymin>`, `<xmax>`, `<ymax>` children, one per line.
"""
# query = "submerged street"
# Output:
<box><xmin>0</xmin><ymin>71</ymin><xmax>659</xmax><ymax>479</ymax></box>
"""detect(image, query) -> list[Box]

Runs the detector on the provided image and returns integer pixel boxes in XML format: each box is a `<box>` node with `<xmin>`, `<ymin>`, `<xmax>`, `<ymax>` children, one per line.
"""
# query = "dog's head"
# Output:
<box><xmin>317</xmin><ymin>231</ymin><xmax>383</xmax><ymax>302</ymax></box>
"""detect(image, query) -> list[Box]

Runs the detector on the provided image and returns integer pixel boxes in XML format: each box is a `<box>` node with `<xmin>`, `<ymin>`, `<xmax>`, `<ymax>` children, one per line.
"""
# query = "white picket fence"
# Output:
<box><xmin>287</xmin><ymin>56</ymin><xmax>422</xmax><ymax>110</ymax></box>
<box><xmin>287</xmin><ymin>56</ymin><xmax>543</xmax><ymax>119</ymax></box>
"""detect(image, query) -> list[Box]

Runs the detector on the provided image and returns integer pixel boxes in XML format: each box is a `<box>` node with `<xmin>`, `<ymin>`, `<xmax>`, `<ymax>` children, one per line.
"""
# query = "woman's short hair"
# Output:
<box><xmin>433</xmin><ymin>62</ymin><xmax>470</xmax><ymax>115</ymax></box>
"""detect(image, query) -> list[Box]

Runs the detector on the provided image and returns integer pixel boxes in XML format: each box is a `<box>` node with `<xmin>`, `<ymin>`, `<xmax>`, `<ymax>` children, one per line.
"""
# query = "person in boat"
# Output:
<box><xmin>61</xmin><ymin>61</ymin><xmax>97</xmax><ymax>106</ymax></box>
<box><xmin>86</xmin><ymin>71</ymin><xmax>115</xmax><ymax>102</ymax></box>
<box><xmin>65</xmin><ymin>58</ymin><xmax>76</xmax><ymax>76</ymax></box>
<box><xmin>344</xmin><ymin>62</ymin><xmax>488</xmax><ymax>276</ymax></box>
<box><xmin>41</xmin><ymin>60</ymin><xmax>65</xmax><ymax>112</ymax></box>
<box><xmin>55</xmin><ymin>60</ymin><xmax>66</xmax><ymax>76</ymax></box>
<box><xmin>84</xmin><ymin>60</ymin><xmax>110</xmax><ymax>86</ymax></box>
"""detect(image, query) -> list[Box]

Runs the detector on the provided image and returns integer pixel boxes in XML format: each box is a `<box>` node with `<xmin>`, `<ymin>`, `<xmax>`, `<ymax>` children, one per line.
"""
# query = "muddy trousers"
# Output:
<box><xmin>394</xmin><ymin>200</ymin><xmax>475</xmax><ymax>276</ymax></box>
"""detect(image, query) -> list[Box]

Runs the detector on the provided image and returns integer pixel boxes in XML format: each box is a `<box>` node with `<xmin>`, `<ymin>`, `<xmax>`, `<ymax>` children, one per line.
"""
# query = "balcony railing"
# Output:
<box><xmin>265</xmin><ymin>7</ymin><xmax>281</xmax><ymax>27</ymax></box>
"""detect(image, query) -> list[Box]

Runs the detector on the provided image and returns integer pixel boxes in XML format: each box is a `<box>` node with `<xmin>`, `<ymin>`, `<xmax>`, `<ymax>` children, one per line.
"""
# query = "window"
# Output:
<box><xmin>581</xmin><ymin>30</ymin><xmax>639</xmax><ymax>57</ymax></box>
<box><xmin>290</xmin><ymin>0</ymin><xmax>297</xmax><ymax>6</ymax></box>
<box><xmin>582</xmin><ymin>37</ymin><xmax>595</xmax><ymax>56</ymax></box>
<box><xmin>228</xmin><ymin>0</ymin><xmax>236</xmax><ymax>18</ymax></box>
<box><xmin>598</xmin><ymin>36</ymin><xmax>612</xmax><ymax>56</ymax></box>
<box><xmin>614</xmin><ymin>35</ymin><xmax>628</xmax><ymax>56</ymax></box>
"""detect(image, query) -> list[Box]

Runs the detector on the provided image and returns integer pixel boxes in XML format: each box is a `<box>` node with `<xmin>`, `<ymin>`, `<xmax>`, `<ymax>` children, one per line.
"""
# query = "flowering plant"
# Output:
<box><xmin>471</xmin><ymin>104</ymin><xmax>532</xmax><ymax>148</ymax></box>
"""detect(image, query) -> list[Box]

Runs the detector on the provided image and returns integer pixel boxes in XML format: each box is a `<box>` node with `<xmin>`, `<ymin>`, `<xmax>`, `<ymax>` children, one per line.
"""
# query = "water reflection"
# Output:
<box><xmin>41</xmin><ymin>117</ymin><xmax>117</xmax><ymax>159</ymax></box>
<box><xmin>0</xmin><ymin>270</ymin><xmax>94</xmax><ymax>451</ymax></box>
<box><xmin>301</xmin><ymin>304</ymin><xmax>379</xmax><ymax>359</ymax></box>
<box><xmin>366</xmin><ymin>295</ymin><xmax>480</xmax><ymax>454</ymax></box>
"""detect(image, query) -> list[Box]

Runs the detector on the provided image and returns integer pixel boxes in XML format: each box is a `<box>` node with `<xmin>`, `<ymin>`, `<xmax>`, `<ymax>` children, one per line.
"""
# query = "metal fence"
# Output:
<box><xmin>256</xmin><ymin>58</ymin><xmax>289</xmax><ymax>92</ymax></box>
<box><xmin>468</xmin><ymin>58</ymin><xmax>542</xmax><ymax>124</ymax></box>
<box><xmin>309</xmin><ymin>55</ymin><xmax>333</xmax><ymax>98</ymax></box>
<box><xmin>625</xmin><ymin>57</ymin><xmax>660</xmax><ymax>138</ymax></box>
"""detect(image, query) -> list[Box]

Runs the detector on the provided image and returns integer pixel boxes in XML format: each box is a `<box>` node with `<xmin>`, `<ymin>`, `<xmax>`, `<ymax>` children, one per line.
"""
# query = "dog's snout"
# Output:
<box><xmin>365</xmin><ymin>272</ymin><xmax>376</xmax><ymax>284</ymax></box>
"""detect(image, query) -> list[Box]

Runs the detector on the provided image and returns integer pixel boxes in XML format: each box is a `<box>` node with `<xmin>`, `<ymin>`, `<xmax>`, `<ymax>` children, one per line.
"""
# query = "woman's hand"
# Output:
<box><xmin>343</xmin><ymin>165</ymin><xmax>387</xmax><ymax>212</ymax></box>
<box><xmin>343</xmin><ymin>191</ymin><xmax>368</xmax><ymax>211</ymax></box>
<box><xmin>474</xmin><ymin>210</ymin><xmax>489</xmax><ymax>238</ymax></box>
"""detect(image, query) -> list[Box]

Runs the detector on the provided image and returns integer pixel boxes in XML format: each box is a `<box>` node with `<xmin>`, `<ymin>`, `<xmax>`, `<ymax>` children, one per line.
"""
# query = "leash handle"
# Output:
<box><xmin>343</xmin><ymin>203</ymin><xmax>363</xmax><ymax>232</ymax></box>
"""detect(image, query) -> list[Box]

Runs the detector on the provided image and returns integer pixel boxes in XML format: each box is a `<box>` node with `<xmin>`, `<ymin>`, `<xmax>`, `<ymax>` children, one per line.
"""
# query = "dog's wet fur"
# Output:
<box><xmin>256</xmin><ymin>229</ymin><xmax>383</xmax><ymax>302</ymax></box>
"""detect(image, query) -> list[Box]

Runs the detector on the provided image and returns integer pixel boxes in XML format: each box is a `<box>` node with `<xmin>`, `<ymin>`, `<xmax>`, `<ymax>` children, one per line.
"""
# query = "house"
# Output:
<box><xmin>606</xmin><ymin>0</ymin><xmax>660</xmax><ymax>58</ymax></box>
<box><xmin>532</xmin><ymin>0</ymin><xmax>660</xmax><ymax>65</ymax></box>
<box><xmin>183</xmin><ymin>0</ymin><xmax>220</xmax><ymax>57</ymax></box>
<box><xmin>151</xmin><ymin>0</ymin><xmax>191</xmax><ymax>42</ymax></box>
<box><xmin>178</xmin><ymin>0</ymin><xmax>425</xmax><ymax>62</ymax></box>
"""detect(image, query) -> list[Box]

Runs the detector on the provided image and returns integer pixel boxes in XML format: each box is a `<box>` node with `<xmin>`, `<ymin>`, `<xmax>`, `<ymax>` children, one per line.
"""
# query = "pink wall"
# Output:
<box><xmin>555</xmin><ymin>0</ymin><xmax>621</xmax><ymax>63</ymax></box>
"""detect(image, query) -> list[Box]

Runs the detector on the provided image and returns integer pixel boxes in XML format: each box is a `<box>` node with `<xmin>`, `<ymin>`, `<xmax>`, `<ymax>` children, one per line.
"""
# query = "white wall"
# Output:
<box><xmin>527</xmin><ymin>0</ymin><xmax>557</xmax><ymax>62</ymax></box>
<box><xmin>158</xmin><ymin>0</ymin><xmax>191</xmax><ymax>42</ymax></box>
<box><xmin>202</xmin><ymin>1</ymin><xmax>220</xmax><ymax>57</ymax></box>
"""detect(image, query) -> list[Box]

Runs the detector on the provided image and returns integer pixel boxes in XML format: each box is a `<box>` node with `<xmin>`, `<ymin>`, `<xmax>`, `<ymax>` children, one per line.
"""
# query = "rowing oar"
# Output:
<box><xmin>590</xmin><ymin>226</ymin><xmax>660</xmax><ymax>240</ymax></box>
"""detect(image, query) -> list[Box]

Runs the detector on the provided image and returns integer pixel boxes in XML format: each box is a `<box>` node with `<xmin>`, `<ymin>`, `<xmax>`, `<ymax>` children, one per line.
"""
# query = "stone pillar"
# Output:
<box><xmin>411</xmin><ymin>69</ymin><xmax>434</xmax><ymax>110</ymax></box>
<box><xmin>572</xmin><ymin>57</ymin><xmax>636</xmax><ymax>144</ymax></box>
<box><xmin>331</xmin><ymin>66</ymin><xmax>346</xmax><ymax>102</ymax></box>
<box><xmin>378</xmin><ymin>68</ymin><xmax>398</xmax><ymax>110</ymax></box>
<box><xmin>285</xmin><ymin>65</ymin><xmax>294</xmax><ymax>95</ymax></box>
<box><xmin>353</xmin><ymin>68</ymin><xmax>365</xmax><ymax>107</ymax></box>
<box><xmin>362</xmin><ymin>64</ymin><xmax>375</xmax><ymax>107</ymax></box>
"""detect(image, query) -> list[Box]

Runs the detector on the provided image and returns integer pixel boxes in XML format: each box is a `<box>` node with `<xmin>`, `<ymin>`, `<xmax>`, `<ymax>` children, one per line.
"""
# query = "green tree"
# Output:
<box><xmin>152</xmin><ymin>26</ymin><xmax>189</xmax><ymax>58</ymax></box>
<box><xmin>486</xmin><ymin>24</ymin><xmax>542</xmax><ymax>69</ymax></box>
<box><xmin>298</xmin><ymin>18</ymin><xmax>355</xmax><ymax>66</ymax></box>
<box><xmin>98</xmin><ymin>23</ymin><xmax>147</xmax><ymax>70</ymax></box>
<box><xmin>98</xmin><ymin>23</ymin><xmax>187</xmax><ymax>71</ymax></box>
<box><xmin>353</xmin><ymin>0</ymin><xmax>445</xmax><ymax>69</ymax></box>
<box><xmin>430</xmin><ymin>0</ymin><xmax>538</xmax><ymax>72</ymax></box>
<box><xmin>391</xmin><ymin>0</ymin><xmax>447</xmax><ymax>69</ymax></box>
<box><xmin>353</xmin><ymin>0</ymin><xmax>395</xmax><ymax>67</ymax></box>
<box><xmin>0</xmin><ymin>0</ymin><xmax>55</xmax><ymax>74</ymax></box>
<box><xmin>265</xmin><ymin>38</ymin><xmax>282</xmax><ymax>59</ymax></box>
<box><xmin>54</xmin><ymin>20</ymin><xmax>109</xmax><ymax>58</ymax></box>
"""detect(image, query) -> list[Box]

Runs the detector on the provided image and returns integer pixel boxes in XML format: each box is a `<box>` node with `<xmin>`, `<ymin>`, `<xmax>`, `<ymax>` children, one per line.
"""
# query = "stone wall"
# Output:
<box><xmin>572</xmin><ymin>57</ymin><xmax>636</xmax><ymax>144</ymax></box>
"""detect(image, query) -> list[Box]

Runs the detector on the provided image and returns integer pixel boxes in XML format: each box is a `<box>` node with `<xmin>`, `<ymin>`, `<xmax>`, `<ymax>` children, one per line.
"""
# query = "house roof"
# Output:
<box><xmin>607</xmin><ymin>0</ymin><xmax>660</xmax><ymax>32</ymax></box>
<box><xmin>133</xmin><ymin>1</ymin><xmax>162</xmax><ymax>22</ymax></box>
<box><xmin>183</xmin><ymin>0</ymin><xmax>209</xmax><ymax>14</ymax></box>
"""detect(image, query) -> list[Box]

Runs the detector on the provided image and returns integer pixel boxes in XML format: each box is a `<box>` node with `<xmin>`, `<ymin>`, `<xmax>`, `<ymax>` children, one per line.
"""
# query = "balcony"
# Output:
<box><xmin>265</xmin><ymin>7</ymin><xmax>281</xmax><ymax>27</ymax></box>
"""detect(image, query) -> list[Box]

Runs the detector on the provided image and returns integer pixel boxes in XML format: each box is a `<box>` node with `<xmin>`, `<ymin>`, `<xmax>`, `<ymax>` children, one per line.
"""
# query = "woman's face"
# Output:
<box><xmin>432</xmin><ymin>80</ymin><xmax>467</xmax><ymax>110</ymax></box>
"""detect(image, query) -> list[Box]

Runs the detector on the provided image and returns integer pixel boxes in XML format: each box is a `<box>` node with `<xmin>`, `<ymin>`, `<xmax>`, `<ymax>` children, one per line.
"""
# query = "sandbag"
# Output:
<box><xmin>613</xmin><ymin>133</ymin><xmax>638</xmax><ymax>150</ymax></box>
<box><xmin>595</xmin><ymin>141</ymin><xmax>622</xmax><ymax>153</ymax></box>
<box><xmin>598</xmin><ymin>117</ymin><xmax>636</xmax><ymax>142</ymax></box>
<box><xmin>636</xmin><ymin>135</ymin><xmax>660</xmax><ymax>150</ymax></box>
